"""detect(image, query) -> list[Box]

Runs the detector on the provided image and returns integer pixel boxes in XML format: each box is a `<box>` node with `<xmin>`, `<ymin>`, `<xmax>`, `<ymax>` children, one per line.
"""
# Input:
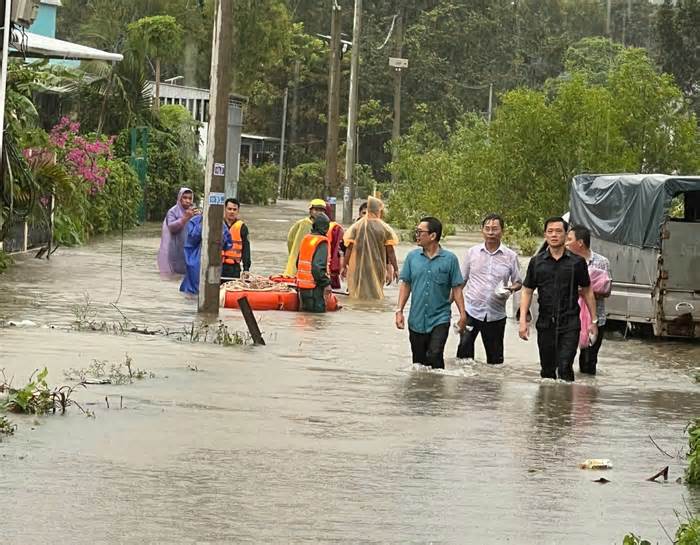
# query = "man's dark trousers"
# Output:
<box><xmin>409</xmin><ymin>323</ymin><xmax>450</xmax><ymax>369</ymax></box>
<box><xmin>457</xmin><ymin>315</ymin><xmax>506</xmax><ymax>364</ymax></box>
<box><xmin>536</xmin><ymin>326</ymin><xmax>579</xmax><ymax>381</ymax></box>
<box><xmin>579</xmin><ymin>325</ymin><xmax>605</xmax><ymax>375</ymax></box>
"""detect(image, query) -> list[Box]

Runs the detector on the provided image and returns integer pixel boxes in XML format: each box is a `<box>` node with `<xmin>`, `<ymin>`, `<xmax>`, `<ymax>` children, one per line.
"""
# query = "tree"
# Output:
<box><xmin>388</xmin><ymin>45</ymin><xmax>699</xmax><ymax>232</ymax></box>
<box><xmin>655</xmin><ymin>0</ymin><xmax>700</xmax><ymax>112</ymax></box>
<box><xmin>127</xmin><ymin>15</ymin><xmax>184</xmax><ymax>112</ymax></box>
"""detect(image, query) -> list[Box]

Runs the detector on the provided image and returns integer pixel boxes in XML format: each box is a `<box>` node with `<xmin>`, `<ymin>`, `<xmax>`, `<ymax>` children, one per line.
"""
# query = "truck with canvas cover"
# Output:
<box><xmin>570</xmin><ymin>174</ymin><xmax>700</xmax><ymax>338</ymax></box>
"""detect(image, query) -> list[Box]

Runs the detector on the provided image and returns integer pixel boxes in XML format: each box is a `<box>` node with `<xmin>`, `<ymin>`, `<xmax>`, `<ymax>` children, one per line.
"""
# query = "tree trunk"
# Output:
<box><xmin>154</xmin><ymin>57</ymin><xmax>161</xmax><ymax>112</ymax></box>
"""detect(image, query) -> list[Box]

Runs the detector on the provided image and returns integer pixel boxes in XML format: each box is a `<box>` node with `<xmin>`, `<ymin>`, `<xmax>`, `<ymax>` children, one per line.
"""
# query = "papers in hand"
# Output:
<box><xmin>494</xmin><ymin>280</ymin><xmax>511</xmax><ymax>299</ymax></box>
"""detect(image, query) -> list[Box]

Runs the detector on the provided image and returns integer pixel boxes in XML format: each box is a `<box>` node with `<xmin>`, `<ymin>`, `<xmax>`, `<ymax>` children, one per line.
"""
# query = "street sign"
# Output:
<box><xmin>389</xmin><ymin>57</ymin><xmax>408</xmax><ymax>69</ymax></box>
<box><xmin>208</xmin><ymin>192</ymin><xmax>225</xmax><ymax>206</ymax></box>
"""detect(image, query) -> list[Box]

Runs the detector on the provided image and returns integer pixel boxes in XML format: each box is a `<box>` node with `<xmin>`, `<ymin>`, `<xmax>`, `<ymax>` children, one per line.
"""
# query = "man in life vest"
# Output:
<box><xmin>296</xmin><ymin>213</ymin><xmax>332</xmax><ymax>312</ymax></box>
<box><xmin>221</xmin><ymin>198</ymin><xmax>251</xmax><ymax>281</ymax></box>
<box><xmin>284</xmin><ymin>199</ymin><xmax>343</xmax><ymax>287</ymax></box>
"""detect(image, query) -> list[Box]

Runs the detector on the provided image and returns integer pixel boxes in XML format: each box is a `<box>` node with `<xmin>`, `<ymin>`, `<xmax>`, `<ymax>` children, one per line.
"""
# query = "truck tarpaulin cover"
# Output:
<box><xmin>570</xmin><ymin>174</ymin><xmax>700</xmax><ymax>249</ymax></box>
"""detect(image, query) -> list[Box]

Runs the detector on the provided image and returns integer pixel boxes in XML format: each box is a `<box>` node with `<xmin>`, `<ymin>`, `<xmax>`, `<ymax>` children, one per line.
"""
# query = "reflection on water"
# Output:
<box><xmin>1</xmin><ymin>200</ymin><xmax>699</xmax><ymax>544</ymax></box>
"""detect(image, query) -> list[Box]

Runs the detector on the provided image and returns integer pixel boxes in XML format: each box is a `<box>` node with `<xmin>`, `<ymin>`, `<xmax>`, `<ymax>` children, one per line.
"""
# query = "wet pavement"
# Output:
<box><xmin>1</xmin><ymin>200</ymin><xmax>699</xmax><ymax>544</ymax></box>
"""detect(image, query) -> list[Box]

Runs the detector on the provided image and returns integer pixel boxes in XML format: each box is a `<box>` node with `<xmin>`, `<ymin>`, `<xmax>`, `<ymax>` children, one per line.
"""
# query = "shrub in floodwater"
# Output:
<box><xmin>686</xmin><ymin>418</ymin><xmax>700</xmax><ymax>485</ymax></box>
<box><xmin>64</xmin><ymin>353</ymin><xmax>153</xmax><ymax>385</ymax></box>
<box><xmin>71</xmin><ymin>292</ymin><xmax>96</xmax><ymax>328</ymax></box>
<box><xmin>0</xmin><ymin>415</ymin><xmax>16</xmax><ymax>438</ymax></box>
<box><xmin>621</xmin><ymin>535</ymin><xmax>650</xmax><ymax>545</ymax></box>
<box><xmin>622</xmin><ymin>516</ymin><xmax>700</xmax><ymax>545</ymax></box>
<box><xmin>0</xmin><ymin>250</ymin><xmax>12</xmax><ymax>273</ymax></box>
<box><xmin>676</xmin><ymin>516</ymin><xmax>700</xmax><ymax>545</ymax></box>
<box><xmin>214</xmin><ymin>321</ymin><xmax>244</xmax><ymax>346</ymax></box>
<box><xmin>1</xmin><ymin>367</ymin><xmax>88</xmax><ymax>415</ymax></box>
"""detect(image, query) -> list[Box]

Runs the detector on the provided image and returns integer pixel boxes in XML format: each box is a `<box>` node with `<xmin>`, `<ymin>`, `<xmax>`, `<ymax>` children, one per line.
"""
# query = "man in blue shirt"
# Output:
<box><xmin>395</xmin><ymin>217</ymin><xmax>467</xmax><ymax>369</ymax></box>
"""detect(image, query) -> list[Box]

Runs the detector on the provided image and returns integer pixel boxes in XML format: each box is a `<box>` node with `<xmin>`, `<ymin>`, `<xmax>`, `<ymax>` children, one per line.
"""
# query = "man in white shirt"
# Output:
<box><xmin>458</xmin><ymin>214</ymin><xmax>522</xmax><ymax>364</ymax></box>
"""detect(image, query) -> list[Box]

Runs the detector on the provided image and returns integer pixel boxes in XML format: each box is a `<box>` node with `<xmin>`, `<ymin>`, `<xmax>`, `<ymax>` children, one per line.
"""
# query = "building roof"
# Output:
<box><xmin>9</xmin><ymin>30</ymin><xmax>123</xmax><ymax>62</ymax></box>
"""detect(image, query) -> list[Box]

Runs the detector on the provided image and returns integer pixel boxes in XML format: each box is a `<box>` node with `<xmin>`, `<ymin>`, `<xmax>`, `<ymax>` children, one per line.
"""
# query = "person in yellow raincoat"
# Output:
<box><xmin>284</xmin><ymin>199</ymin><xmax>328</xmax><ymax>276</ymax></box>
<box><xmin>341</xmin><ymin>196</ymin><xmax>399</xmax><ymax>300</ymax></box>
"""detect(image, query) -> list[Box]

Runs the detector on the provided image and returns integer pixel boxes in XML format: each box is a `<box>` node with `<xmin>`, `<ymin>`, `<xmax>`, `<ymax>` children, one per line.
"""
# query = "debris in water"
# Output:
<box><xmin>646</xmin><ymin>466</ymin><xmax>669</xmax><ymax>482</ymax></box>
<box><xmin>593</xmin><ymin>477</ymin><xmax>611</xmax><ymax>484</ymax></box>
<box><xmin>579</xmin><ymin>459</ymin><xmax>613</xmax><ymax>470</ymax></box>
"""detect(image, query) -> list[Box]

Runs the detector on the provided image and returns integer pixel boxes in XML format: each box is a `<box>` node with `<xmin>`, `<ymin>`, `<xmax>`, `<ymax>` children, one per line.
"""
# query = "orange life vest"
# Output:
<box><xmin>221</xmin><ymin>220</ymin><xmax>244</xmax><ymax>265</ymax></box>
<box><xmin>296</xmin><ymin>234</ymin><xmax>328</xmax><ymax>289</ymax></box>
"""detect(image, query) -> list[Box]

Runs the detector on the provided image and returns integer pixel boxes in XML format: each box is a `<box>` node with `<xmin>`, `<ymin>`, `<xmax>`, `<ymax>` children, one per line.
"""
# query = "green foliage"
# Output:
<box><xmin>503</xmin><ymin>224</ymin><xmax>541</xmax><ymax>256</ymax></box>
<box><xmin>676</xmin><ymin>516</ymin><xmax>700</xmax><ymax>545</ymax></box>
<box><xmin>127</xmin><ymin>15</ymin><xmax>183</xmax><ymax>64</ymax></box>
<box><xmin>238</xmin><ymin>164</ymin><xmax>278</xmax><ymax>205</ymax></box>
<box><xmin>621</xmin><ymin>535</ymin><xmax>651</xmax><ymax>545</ymax></box>
<box><xmin>687</xmin><ymin>418</ymin><xmax>700</xmax><ymax>484</ymax></box>
<box><xmin>562</xmin><ymin>37</ymin><xmax>625</xmax><ymax>84</ymax></box>
<box><xmin>285</xmin><ymin>161</ymin><xmax>326</xmax><ymax>200</ymax></box>
<box><xmin>656</xmin><ymin>0</ymin><xmax>700</xmax><ymax>112</ymax></box>
<box><xmin>0</xmin><ymin>415</ymin><xmax>16</xmax><ymax>438</ymax></box>
<box><xmin>85</xmin><ymin>160</ymin><xmax>142</xmax><ymax>236</ymax></box>
<box><xmin>65</xmin><ymin>354</ymin><xmax>153</xmax><ymax>385</ymax></box>
<box><xmin>31</xmin><ymin>128</ymin><xmax>142</xmax><ymax>246</ymax></box>
<box><xmin>388</xmin><ymin>47</ymin><xmax>699</xmax><ymax>231</ymax></box>
<box><xmin>1</xmin><ymin>61</ymin><xmax>58</xmax><ymax>238</ymax></box>
<box><xmin>0</xmin><ymin>250</ymin><xmax>12</xmax><ymax>274</ymax></box>
<box><xmin>1</xmin><ymin>367</ymin><xmax>88</xmax><ymax>417</ymax></box>
<box><xmin>622</xmin><ymin>516</ymin><xmax>700</xmax><ymax>545</ymax></box>
<box><xmin>2</xmin><ymin>368</ymin><xmax>53</xmax><ymax>414</ymax></box>
<box><xmin>115</xmin><ymin>123</ymin><xmax>203</xmax><ymax>221</ymax></box>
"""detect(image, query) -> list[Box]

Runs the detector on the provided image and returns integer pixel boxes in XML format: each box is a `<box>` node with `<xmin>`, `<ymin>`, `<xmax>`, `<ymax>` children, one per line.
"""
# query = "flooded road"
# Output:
<box><xmin>1</xmin><ymin>200</ymin><xmax>699</xmax><ymax>544</ymax></box>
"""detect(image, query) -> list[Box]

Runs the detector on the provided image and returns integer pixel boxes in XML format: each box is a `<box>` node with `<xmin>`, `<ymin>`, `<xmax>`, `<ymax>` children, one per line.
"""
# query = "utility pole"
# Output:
<box><xmin>324</xmin><ymin>1</ymin><xmax>342</xmax><ymax>197</ymax></box>
<box><xmin>277</xmin><ymin>87</ymin><xmax>288</xmax><ymax>199</ymax></box>
<box><xmin>343</xmin><ymin>0</ymin><xmax>362</xmax><ymax>224</ymax></box>
<box><xmin>606</xmin><ymin>0</ymin><xmax>612</xmax><ymax>36</ymax></box>
<box><xmin>390</xmin><ymin>7</ymin><xmax>404</xmax><ymax>185</ymax></box>
<box><xmin>198</xmin><ymin>0</ymin><xmax>233</xmax><ymax>314</ymax></box>
<box><xmin>0</xmin><ymin>0</ymin><xmax>12</xmax><ymax>158</ymax></box>
<box><xmin>487</xmin><ymin>83</ymin><xmax>493</xmax><ymax>125</ymax></box>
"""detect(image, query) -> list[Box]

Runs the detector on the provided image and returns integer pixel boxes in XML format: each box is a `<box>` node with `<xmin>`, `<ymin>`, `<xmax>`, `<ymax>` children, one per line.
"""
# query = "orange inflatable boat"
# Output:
<box><xmin>222</xmin><ymin>290</ymin><xmax>339</xmax><ymax>311</ymax></box>
<box><xmin>221</xmin><ymin>273</ymin><xmax>340</xmax><ymax>311</ymax></box>
<box><xmin>223</xmin><ymin>290</ymin><xmax>300</xmax><ymax>311</ymax></box>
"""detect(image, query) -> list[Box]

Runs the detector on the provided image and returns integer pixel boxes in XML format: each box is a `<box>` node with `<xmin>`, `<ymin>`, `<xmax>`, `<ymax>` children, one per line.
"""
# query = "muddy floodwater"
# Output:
<box><xmin>1</xmin><ymin>200</ymin><xmax>699</xmax><ymax>544</ymax></box>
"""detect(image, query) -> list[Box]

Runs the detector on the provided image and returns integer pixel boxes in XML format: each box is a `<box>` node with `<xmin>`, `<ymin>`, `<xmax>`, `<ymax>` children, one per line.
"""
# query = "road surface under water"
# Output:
<box><xmin>1</xmin><ymin>200</ymin><xmax>699</xmax><ymax>544</ymax></box>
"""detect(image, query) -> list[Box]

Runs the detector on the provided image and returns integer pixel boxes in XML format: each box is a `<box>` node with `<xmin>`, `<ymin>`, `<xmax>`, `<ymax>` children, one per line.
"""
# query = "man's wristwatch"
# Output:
<box><xmin>395</xmin><ymin>309</ymin><xmax>403</xmax><ymax>314</ymax></box>
<box><xmin>591</xmin><ymin>318</ymin><xmax>599</xmax><ymax>325</ymax></box>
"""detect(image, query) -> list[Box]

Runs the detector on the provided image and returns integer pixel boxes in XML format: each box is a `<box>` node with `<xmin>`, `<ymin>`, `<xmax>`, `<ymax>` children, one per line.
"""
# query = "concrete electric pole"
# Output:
<box><xmin>324</xmin><ymin>1</ymin><xmax>342</xmax><ymax>196</ymax></box>
<box><xmin>342</xmin><ymin>0</ymin><xmax>362</xmax><ymax>224</ymax></box>
<box><xmin>198</xmin><ymin>0</ymin><xmax>233</xmax><ymax>314</ymax></box>
<box><xmin>390</xmin><ymin>7</ymin><xmax>405</xmax><ymax>185</ymax></box>
<box><xmin>277</xmin><ymin>86</ymin><xmax>288</xmax><ymax>199</ymax></box>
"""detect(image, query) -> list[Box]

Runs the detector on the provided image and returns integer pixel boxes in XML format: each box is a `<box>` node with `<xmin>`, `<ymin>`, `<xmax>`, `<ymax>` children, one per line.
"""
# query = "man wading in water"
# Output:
<box><xmin>518</xmin><ymin>217</ymin><xmax>597</xmax><ymax>381</ymax></box>
<box><xmin>395</xmin><ymin>217</ymin><xmax>467</xmax><ymax>369</ymax></box>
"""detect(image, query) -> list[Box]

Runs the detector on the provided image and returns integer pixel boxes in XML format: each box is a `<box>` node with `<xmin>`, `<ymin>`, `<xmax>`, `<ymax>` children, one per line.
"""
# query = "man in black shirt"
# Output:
<box><xmin>518</xmin><ymin>217</ymin><xmax>597</xmax><ymax>381</ymax></box>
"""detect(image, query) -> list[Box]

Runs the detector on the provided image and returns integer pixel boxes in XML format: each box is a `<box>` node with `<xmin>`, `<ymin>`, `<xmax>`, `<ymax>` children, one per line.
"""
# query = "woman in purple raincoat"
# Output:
<box><xmin>157</xmin><ymin>188</ymin><xmax>199</xmax><ymax>275</ymax></box>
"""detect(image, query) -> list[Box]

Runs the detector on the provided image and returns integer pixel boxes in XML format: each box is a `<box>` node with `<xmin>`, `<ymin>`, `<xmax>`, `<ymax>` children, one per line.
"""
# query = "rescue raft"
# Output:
<box><xmin>220</xmin><ymin>273</ymin><xmax>339</xmax><ymax>311</ymax></box>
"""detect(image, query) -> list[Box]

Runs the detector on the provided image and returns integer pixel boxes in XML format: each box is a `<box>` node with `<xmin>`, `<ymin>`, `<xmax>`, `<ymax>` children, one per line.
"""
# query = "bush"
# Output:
<box><xmin>114</xmin><ymin>119</ymin><xmax>204</xmax><ymax>222</ymax></box>
<box><xmin>622</xmin><ymin>516</ymin><xmax>700</xmax><ymax>545</ymax></box>
<box><xmin>86</xmin><ymin>159</ymin><xmax>142</xmax><ymax>235</ymax></box>
<box><xmin>0</xmin><ymin>250</ymin><xmax>13</xmax><ymax>273</ymax></box>
<box><xmin>238</xmin><ymin>163</ymin><xmax>278</xmax><ymax>205</ymax></box>
<box><xmin>503</xmin><ymin>223</ymin><xmax>541</xmax><ymax>256</ymax></box>
<box><xmin>28</xmin><ymin>118</ymin><xmax>142</xmax><ymax>245</ymax></box>
<box><xmin>284</xmin><ymin>161</ymin><xmax>325</xmax><ymax>200</ymax></box>
<box><xmin>687</xmin><ymin>418</ymin><xmax>700</xmax><ymax>485</ymax></box>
